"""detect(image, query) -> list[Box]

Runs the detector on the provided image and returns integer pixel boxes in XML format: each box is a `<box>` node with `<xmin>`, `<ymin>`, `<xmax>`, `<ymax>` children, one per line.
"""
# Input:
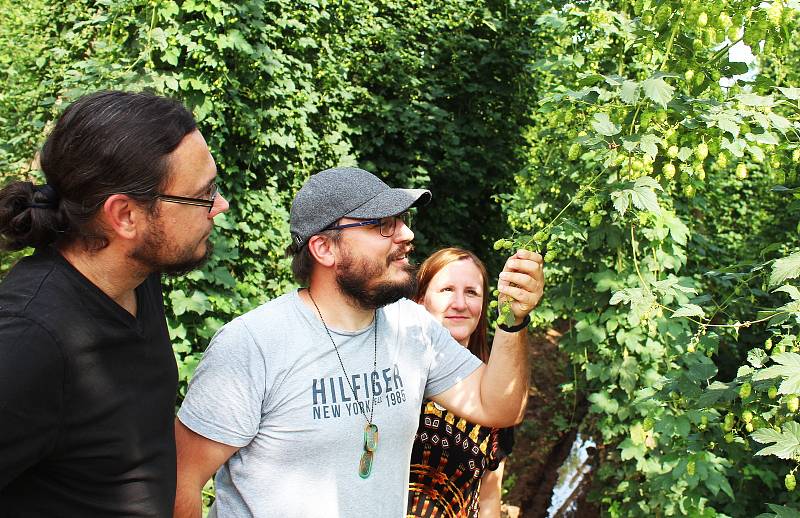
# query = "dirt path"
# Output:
<box><xmin>502</xmin><ymin>328</ymin><xmax>599</xmax><ymax>518</ymax></box>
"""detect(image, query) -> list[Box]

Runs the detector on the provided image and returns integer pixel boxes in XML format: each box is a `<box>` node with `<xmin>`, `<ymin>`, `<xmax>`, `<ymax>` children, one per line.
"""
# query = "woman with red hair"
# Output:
<box><xmin>407</xmin><ymin>247</ymin><xmax>515</xmax><ymax>518</ymax></box>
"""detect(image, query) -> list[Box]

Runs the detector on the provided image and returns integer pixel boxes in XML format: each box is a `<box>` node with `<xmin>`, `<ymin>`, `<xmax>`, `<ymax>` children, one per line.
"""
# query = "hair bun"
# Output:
<box><xmin>26</xmin><ymin>184</ymin><xmax>60</xmax><ymax>209</ymax></box>
<box><xmin>0</xmin><ymin>181</ymin><xmax>65</xmax><ymax>250</ymax></box>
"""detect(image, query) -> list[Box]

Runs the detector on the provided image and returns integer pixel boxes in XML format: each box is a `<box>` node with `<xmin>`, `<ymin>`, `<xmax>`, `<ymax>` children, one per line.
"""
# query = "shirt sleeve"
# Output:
<box><xmin>484</xmin><ymin>426</ymin><xmax>515</xmax><ymax>471</ymax></box>
<box><xmin>421</xmin><ymin>310</ymin><xmax>483</xmax><ymax>399</ymax></box>
<box><xmin>0</xmin><ymin>317</ymin><xmax>63</xmax><ymax>489</ymax></box>
<box><xmin>177</xmin><ymin>318</ymin><xmax>267</xmax><ymax>448</ymax></box>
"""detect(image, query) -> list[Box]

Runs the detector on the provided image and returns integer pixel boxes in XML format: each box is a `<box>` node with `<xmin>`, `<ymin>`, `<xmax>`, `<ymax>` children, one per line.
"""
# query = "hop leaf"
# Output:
<box><xmin>752</xmin><ymin>421</ymin><xmax>800</xmax><ymax>460</ymax></box>
<box><xmin>591</xmin><ymin>112</ymin><xmax>621</xmax><ymax>136</ymax></box>
<box><xmin>770</xmin><ymin>251</ymin><xmax>800</xmax><ymax>287</ymax></box>
<box><xmin>753</xmin><ymin>353</ymin><xmax>800</xmax><ymax>395</ymax></box>
<box><xmin>642</xmin><ymin>75</ymin><xmax>675</xmax><ymax>107</ymax></box>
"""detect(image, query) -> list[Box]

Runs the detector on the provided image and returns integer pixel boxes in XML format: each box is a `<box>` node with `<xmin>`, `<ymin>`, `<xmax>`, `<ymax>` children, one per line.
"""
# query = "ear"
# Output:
<box><xmin>100</xmin><ymin>194</ymin><xmax>147</xmax><ymax>241</ymax></box>
<box><xmin>307</xmin><ymin>234</ymin><xmax>337</xmax><ymax>268</ymax></box>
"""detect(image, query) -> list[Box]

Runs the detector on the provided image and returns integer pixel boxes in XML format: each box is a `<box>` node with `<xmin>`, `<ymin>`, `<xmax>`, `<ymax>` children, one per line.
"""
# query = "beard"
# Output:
<box><xmin>130</xmin><ymin>219</ymin><xmax>213</xmax><ymax>277</ymax></box>
<box><xmin>335</xmin><ymin>245</ymin><xmax>417</xmax><ymax>310</ymax></box>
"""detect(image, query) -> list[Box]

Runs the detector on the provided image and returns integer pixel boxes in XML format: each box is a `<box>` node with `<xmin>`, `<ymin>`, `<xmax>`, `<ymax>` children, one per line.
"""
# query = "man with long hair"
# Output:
<box><xmin>0</xmin><ymin>90</ymin><xmax>228</xmax><ymax>516</ymax></box>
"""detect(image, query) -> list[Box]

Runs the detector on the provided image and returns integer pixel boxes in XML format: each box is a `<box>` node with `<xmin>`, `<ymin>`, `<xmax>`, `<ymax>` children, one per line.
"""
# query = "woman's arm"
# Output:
<box><xmin>431</xmin><ymin>250</ymin><xmax>544</xmax><ymax>427</ymax></box>
<box><xmin>478</xmin><ymin>460</ymin><xmax>505</xmax><ymax>518</ymax></box>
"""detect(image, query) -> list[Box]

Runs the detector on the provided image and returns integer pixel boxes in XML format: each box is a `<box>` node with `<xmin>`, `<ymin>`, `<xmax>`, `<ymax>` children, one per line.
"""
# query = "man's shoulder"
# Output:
<box><xmin>220</xmin><ymin>290</ymin><xmax>301</xmax><ymax>337</ymax></box>
<box><xmin>381</xmin><ymin>297</ymin><xmax>434</xmax><ymax>323</ymax></box>
<box><xmin>0</xmin><ymin>254</ymin><xmax>69</xmax><ymax>357</ymax></box>
<box><xmin>238</xmin><ymin>290</ymin><xmax>296</xmax><ymax>320</ymax></box>
<box><xmin>0</xmin><ymin>250</ymin><xmax>65</xmax><ymax>315</ymax></box>
<box><xmin>382</xmin><ymin>296</ymin><xmax>415</xmax><ymax>312</ymax></box>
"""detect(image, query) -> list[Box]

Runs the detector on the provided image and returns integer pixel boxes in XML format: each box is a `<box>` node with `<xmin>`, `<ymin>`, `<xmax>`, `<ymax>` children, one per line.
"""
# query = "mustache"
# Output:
<box><xmin>386</xmin><ymin>245</ymin><xmax>415</xmax><ymax>266</ymax></box>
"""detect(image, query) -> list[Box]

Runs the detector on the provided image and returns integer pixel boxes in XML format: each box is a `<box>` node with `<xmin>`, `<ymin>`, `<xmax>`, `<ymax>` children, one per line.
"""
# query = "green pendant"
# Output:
<box><xmin>359</xmin><ymin>449</ymin><xmax>374</xmax><ymax>479</ymax></box>
<box><xmin>359</xmin><ymin>423</ymin><xmax>378</xmax><ymax>479</ymax></box>
<box><xmin>364</xmin><ymin>423</ymin><xmax>379</xmax><ymax>452</ymax></box>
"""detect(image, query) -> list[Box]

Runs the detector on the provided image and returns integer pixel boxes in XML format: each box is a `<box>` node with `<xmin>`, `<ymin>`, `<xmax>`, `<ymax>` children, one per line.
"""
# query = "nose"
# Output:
<box><xmin>450</xmin><ymin>291</ymin><xmax>467</xmax><ymax>310</ymax></box>
<box><xmin>209</xmin><ymin>193</ymin><xmax>230</xmax><ymax>218</ymax></box>
<box><xmin>393</xmin><ymin>219</ymin><xmax>414</xmax><ymax>243</ymax></box>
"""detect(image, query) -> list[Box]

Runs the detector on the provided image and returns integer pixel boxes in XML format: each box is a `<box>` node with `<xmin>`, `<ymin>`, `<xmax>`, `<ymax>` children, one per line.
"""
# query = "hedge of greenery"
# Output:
<box><xmin>0</xmin><ymin>0</ymin><xmax>539</xmax><ymax>390</ymax></box>
<box><xmin>495</xmin><ymin>1</ymin><xmax>800</xmax><ymax>515</ymax></box>
<box><xmin>4</xmin><ymin>1</ymin><xmax>800</xmax><ymax>516</ymax></box>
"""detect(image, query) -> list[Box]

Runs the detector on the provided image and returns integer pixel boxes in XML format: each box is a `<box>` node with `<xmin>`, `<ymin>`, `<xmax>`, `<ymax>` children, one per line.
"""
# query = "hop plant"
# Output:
<box><xmin>497</xmin><ymin>299</ymin><xmax>516</xmax><ymax>327</ymax></box>
<box><xmin>739</xmin><ymin>382</ymin><xmax>752</xmax><ymax>399</ymax></box>
<box><xmin>695</xmin><ymin>142</ymin><xmax>709</xmax><ymax>161</ymax></box>
<box><xmin>723</xmin><ymin>413</ymin><xmax>736</xmax><ymax>432</ymax></box>
<box><xmin>787</xmin><ymin>395</ymin><xmax>799</xmax><ymax>413</ymax></box>
<box><xmin>493</xmin><ymin>238</ymin><xmax>514</xmax><ymax>251</ymax></box>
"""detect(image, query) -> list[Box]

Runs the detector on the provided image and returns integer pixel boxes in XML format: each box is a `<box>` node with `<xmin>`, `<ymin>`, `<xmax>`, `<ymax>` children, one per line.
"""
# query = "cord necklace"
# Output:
<box><xmin>308</xmin><ymin>289</ymin><xmax>379</xmax><ymax>479</ymax></box>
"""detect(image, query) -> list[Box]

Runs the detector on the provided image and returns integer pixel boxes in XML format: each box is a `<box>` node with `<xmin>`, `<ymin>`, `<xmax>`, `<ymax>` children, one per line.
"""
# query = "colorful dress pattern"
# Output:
<box><xmin>407</xmin><ymin>401</ymin><xmax>514</xmax><ymax>518</ymax></box>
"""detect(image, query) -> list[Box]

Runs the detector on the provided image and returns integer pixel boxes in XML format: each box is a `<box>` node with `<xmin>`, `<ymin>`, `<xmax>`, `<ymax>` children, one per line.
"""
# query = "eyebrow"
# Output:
<box><xmin>192</xmin><ymin>178</ymin><xmax>216</xmax><ymax>198</ymax></box>
<box><xmin>442</xmin><ymin>284</ymin><xmax>482</xmax><ymax>291</ymax></box>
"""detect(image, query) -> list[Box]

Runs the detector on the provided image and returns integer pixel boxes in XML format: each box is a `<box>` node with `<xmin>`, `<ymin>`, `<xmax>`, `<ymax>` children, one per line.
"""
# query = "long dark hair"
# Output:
<box><xmin>0</xmin><ymin>90</ymin><xmax>197</xmax><ymax>251</ymax></box>
<box><xmin>415</xmin><ymin>247</ymin><xmax>491</xmax><ymax>362</ymax></box>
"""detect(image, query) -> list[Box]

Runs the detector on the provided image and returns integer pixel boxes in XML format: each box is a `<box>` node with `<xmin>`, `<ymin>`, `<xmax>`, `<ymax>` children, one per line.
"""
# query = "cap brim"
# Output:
<box><xmin>345</xmin><ymin>188</ymin><xmax>431</xmax><ymax>219</ymax></box>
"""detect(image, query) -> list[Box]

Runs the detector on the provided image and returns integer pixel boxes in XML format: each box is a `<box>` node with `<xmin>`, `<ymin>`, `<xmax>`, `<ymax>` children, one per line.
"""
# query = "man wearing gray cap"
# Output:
<box><xmin>173</xmin><ymin>167</ymin><xmax>544</xmax><ymax>518</ymax></box>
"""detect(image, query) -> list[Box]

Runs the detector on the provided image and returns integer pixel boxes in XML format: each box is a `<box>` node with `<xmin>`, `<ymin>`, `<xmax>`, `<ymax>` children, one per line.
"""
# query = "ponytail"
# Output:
<box><xmin>0</xmin><ymin>181</ymin><xmax>66</xmax><ymax>251</ymax></box>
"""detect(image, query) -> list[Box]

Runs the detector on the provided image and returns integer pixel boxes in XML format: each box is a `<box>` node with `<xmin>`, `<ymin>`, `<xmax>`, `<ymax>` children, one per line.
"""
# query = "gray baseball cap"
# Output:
<box><xmin>289</xmin><ymin>167</ymin><xmax>431</xmax><ymax>250</ymax></box>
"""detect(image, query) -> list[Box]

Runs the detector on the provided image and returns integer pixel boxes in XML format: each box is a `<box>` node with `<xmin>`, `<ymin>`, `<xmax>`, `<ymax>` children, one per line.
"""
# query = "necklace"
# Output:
<box><xmin>308</xmin><ymin>289</ymin><xmax>379</xmax><ymax>479</ymax></box>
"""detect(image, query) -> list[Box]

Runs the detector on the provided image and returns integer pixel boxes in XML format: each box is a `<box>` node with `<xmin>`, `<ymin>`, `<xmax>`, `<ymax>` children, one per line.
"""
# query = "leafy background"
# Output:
<box><xmin>2</xmin><ymin>0</ymin><xmax>800</xmax><ymax>516</ymax></box>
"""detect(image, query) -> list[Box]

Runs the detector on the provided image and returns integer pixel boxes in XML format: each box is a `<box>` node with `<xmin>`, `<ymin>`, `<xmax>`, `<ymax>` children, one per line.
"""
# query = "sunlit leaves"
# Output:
<box><xmin>591</xmin><ymin>112</ymin><xmax>621</xmax><ymax>136</ymax></box>
<box><xmin>639</xmin><ymin>134</ymin><xmax>661</xmax><ymax>160</ymax></box>
<box><xmin>620</xmin><ymin>80</ymin><xmax>640</xmax><ymax>104</ymax></box>
<box><xmin>778</xmin><ymin>87</ymin><xmax>800</xmax><ymax>100</ymax></box>
<box><xmin>737</xmin><ymin>93</ymin><xmax>777</xmax><ymax>107</ymax></box>
<box><xmin>748</xmin><ymin>348</ymin><xmax>769</xmax><ymax>369</ymax></box>
<box><xmin>610</xmin><ymin>176</ymin><xmax>663</xmax><ymax>216</ymax></box>
<box><xmin>169</xmin><ymin>289</ymin><xmax>211</xmax><ymax>316</ymax></box>
<box><xmin>642</xmin><ymin>74</ymin><xmax>676</xmax><ymax>108</ymax></box>
<box><xmin>770</xmin><ymin>251</ymin><xmax>800</xmax><ymax>287</ymax></box>
<box><xmin>589</xmin><ymin>390</ymin><xmax>620</xmax><ymax>415</ymax></box>
<box><xmin>752</xmin><ymin>422</ymin><xmax>800</xmax><ymax>460</ymax></box>
<box><xmin>671</xmin><ymin>304</ymin><xmax>705</xmax><ymax>319</ymax></box>
<box><xmin>753</xmin><ymin>353</ymin><xmax>800</xmax><ymax>395</ymax></box>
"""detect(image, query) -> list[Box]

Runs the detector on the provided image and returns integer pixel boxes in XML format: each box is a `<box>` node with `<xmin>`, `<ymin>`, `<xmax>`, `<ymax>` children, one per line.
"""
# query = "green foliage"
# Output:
<box><xmin>0</xmin><ymin>1</ymin><xmax>538</xmax><ymax>394</ymax></box>
<box><xmin>499</xmin><ymin>0</ymin><xmax>800</xmax><ymax>515</ymax></box>
<box><xmin>5</xmin><ymin>0</ymin><xmax>800</xmax><ymax>515</ymax></box>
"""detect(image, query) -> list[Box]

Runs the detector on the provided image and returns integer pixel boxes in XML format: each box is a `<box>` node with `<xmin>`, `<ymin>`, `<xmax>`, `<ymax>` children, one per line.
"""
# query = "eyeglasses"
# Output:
<box><xmin>155</xmin><ymin>184</ymin><xmax>219</xmax><ymax>213</ymax></box>
<box><xmin>326</xmin><ymin>212</ymin><xmax>412</xmax><ymax>238</ymax></box>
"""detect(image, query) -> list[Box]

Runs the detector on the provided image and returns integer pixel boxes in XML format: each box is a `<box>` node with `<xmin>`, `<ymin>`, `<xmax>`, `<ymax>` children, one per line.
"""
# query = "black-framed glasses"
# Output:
<box><xmin>326</xmin><ymin>211</ymin><xmax>412</xmax><ymax>238</ymax></box>
<box><xmin>155</xmin><ymin>183</ymin><xmax>219</xmax><ymax>213</ymax></box>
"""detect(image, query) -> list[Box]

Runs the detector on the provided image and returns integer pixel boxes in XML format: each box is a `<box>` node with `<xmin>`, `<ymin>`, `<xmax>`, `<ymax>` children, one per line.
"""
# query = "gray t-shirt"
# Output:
<box><xmin>178</xmin><ymin>290</ymin><xmax>481</xmax><ymax>518</ymax></box>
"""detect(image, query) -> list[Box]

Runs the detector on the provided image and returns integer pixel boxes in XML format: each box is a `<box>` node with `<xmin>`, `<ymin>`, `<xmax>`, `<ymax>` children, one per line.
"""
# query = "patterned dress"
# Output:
<box><xmin>407</xmin><ymin>401</ymin><xmax>514</xmax><ymax>518</ymax></box>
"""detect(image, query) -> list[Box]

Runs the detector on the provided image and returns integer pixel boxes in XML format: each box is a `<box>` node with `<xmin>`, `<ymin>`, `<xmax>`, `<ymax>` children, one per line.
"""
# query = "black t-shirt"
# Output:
<box><xmin>0</xmin><ymin>247</ymin><xmax>178</xmax><ymax>517</ymax></box>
